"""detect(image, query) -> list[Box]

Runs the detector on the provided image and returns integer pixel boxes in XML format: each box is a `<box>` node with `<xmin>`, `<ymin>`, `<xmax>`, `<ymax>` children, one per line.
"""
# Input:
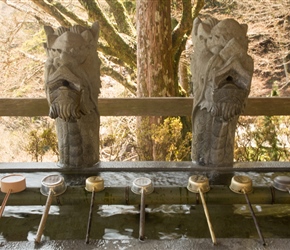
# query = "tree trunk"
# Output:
<box><xmin>136</xmin><ymin>0</ymin><xmax>175</xmax><ymax>160</ymax></box>
<box><xmin>136</xmin><ymin>0</ymin><xmax>175</xmax><ymax>97</ymax></box>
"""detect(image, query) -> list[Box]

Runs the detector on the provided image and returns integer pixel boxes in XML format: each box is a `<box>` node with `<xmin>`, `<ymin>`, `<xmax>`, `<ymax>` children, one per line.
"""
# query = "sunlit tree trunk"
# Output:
<box><xmin>137</xmin><ymin>0</ymin><xmax>175</xmax><ymax>97</ymax></box>
<box><xmin>136</xmin><ymin>0</ymin><xmax>176</xmax><ymax>160</ymax></box>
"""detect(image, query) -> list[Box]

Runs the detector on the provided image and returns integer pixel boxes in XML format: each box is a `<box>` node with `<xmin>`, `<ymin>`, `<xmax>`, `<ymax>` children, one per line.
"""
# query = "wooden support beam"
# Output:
<box><xmin>1</xmin><ymin>186</ymin><xmax>289</xmax><ymax>206</ymax></box>
<box><xmin>1</xmin><ymin>97</ymin><xmax>290</xmax><ymax>117</ymax></box>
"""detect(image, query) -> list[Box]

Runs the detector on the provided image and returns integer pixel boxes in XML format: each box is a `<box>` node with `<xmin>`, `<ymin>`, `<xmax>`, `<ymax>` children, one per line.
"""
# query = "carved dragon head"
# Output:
<box><xmin>191</xmin><ymin>17</ymin><xmax>254</xmax><ymax>122</ymax></box>
<box><xmin>43</xmin><ymin>22</ymin><xmax>101</xmax><ymax>121</ymax></box>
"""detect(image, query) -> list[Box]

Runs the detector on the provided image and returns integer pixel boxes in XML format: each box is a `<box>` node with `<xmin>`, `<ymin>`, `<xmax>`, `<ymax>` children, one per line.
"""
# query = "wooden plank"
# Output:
<box><xmin>1</xmin><ymin>97</ymin><xmax>290</xmax><ymax>117</ymax></box>
<box><xmin>0</xmin><ymin>98</ymin><xmax>49</xmax><ymax>116</ymax></box>
<box><xmin>99</xmin><ymin>97</ymin><xmax>193</xmax><ymax>116</ymax></box>
<box><xmin>245</xmin><ymin>98</ymin><xmax>290</xmax><ymax>116</ymax></box>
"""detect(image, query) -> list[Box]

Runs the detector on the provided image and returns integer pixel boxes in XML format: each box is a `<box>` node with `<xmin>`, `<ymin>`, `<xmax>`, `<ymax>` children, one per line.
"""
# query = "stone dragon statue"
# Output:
<box><xmin>191</xmin><ymin>17</ymin><xmax>254</xmax><ymax>166</ymax></box>
<box><xmin>43</xmin><ymin>22</ymin><xmax>101</xmax><ymax>168</ymax></box>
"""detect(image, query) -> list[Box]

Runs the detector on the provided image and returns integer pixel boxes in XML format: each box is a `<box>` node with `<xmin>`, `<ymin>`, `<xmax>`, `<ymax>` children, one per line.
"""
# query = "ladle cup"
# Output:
<box><xmin>131</xmin><ymin>177</ymin><xmax>154</xmax><ymax>241</ymax></box>
<box><xmin>85</xmin><ymin>176</ymin><xmax>105</xmax><ymax>244</ymax></box>
<box><xmin>0</xmin><ymin>174</ymin><xmax>26</xmax><ymax>218</ymax></box>
<box><xmin>187</xmin><ymin>175</ymin><xmax>217</xmax><ymax>245</ymax></box>
<box><xmin>35</xmin><ymin>174</ymin><xmax>66</xmax><ymax>243</ymax></box>
<box><xmin>229</xmin><ymin>175</ymin><xmax>265</xmax><ymax>246</ymax></box>
<box><xmin>273</xmin><ymin>176</ymin><xmax>290</xmax><ymax>194</ymax></box>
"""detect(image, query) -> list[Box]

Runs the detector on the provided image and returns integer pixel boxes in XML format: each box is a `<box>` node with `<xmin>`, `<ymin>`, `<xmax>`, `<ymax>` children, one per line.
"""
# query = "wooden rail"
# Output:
<box><xmin>1</xmin><ymin>97</ymin><xmax>290</xmax><ymax>116</ymax></box>
<box><xmin>1</xmin><ymin>98</ymin><xmax>290</xmax><ymax>174</ymax></box>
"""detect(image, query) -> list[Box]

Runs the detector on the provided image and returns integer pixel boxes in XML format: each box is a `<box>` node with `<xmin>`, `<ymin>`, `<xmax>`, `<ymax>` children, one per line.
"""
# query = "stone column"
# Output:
<box><xmin>43</xmin><ymin>22</ymin><xmax>101</xmax><ymax>168</ymax></box>
<box><xmin>191</xmin><ymin>17</ymin><xmax>254</xmax><ymax>166</ymax></box>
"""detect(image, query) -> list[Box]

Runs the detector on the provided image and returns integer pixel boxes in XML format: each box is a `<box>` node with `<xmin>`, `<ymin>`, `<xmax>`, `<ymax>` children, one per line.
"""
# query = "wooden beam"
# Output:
<box><xmin>0</xmin><ymin>98</ymin><xmax>49</xmax><ymax>117</ymax></box>
<box><xmin>1</xmin><ymin>97</ymin><xmax>290</xmax><ymax>117</ymax></box>
<box><xmin>1</xmin><ymin>186</ymin><xmax>289</xmax><ymax>206</ymax></box>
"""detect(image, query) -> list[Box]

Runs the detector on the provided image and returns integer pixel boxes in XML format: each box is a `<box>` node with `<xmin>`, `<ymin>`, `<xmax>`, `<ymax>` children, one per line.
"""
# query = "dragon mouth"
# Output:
<box><xmin>221</xmin><ymin>82</ymin><xmax>239</xmax><ymax>89</ymax></box>
<box><xmin>214</xmin><ymin>57</ymin><xmax>252</xmax><ymax>91</ymax></box>
<box><xmin>47</xmin><ymin>78</ymin><xmax>89</xmax><ymax>121</ymax></box>
<box><xmin>48</xmin><ymin>86</ymin><xmax>83</xmax><ymax>121</ymax></box>
<box><xmin>217</xmin><ymin>75</ymin><xmax>243</xmax><ymax>89</ymax></box>
<box><xmin>211</xmin><ymin>85</ymin><xmax>248</xmax><ymax>121</ymax></box>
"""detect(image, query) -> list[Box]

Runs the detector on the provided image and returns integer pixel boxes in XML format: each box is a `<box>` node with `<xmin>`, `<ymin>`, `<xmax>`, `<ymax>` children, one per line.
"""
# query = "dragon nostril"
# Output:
<box><xmin>226</xmin><ymin>76</ymin><xmax>233</xmax><ymax>82</ymax></box>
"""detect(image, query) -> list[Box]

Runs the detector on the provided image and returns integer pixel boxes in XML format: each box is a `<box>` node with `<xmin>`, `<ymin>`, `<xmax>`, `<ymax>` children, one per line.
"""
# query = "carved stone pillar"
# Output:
<box><xmin>43</xmin><ymin>22</ymin><xmax>101</xmax><ymax>168</ymax></box>
<box><xmin>191</xmin><ymin>17</ymin><xmax>254</xmax><ymax>166</ymax></box>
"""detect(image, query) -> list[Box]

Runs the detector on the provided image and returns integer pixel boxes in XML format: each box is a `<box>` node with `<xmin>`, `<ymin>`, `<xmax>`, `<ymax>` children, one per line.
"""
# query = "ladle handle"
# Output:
<box><xmin>139</xmin><ymin>188</ymin><xmax>146</xmax><ymax>241</ymax></box>
<box><xmin>243</xmin><ymin>191</ymin><xmax>266</xmax><ymax>246</ymax></box>
<box><xmin>198</xmin><ymin>189</ymin><xmax>217</xmax><ymax>245</ymax></box>
<box><xmin>35</xmin><ymin>189</ymin><xmax>53</xmax><ymax>243</ymax></box>
<box><xmin>85</xmin><ymin>190</ymin><xmax>95</xmax><ymax>244</ymax></box>
<box><xmin>0</xmin><ymin>189</ymin><xmax>12</xmax><ymax>218</ymax></box>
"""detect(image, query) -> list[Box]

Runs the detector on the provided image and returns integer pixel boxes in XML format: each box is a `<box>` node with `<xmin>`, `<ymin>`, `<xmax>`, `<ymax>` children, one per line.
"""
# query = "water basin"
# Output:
<box><xmin>0</xmin><ymin>171</ymin><xmax>290</xmax><ymax>243</ymax></box>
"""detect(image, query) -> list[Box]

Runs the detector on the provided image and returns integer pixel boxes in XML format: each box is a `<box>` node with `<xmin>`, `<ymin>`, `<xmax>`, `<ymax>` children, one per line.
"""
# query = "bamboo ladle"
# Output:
<box><xmin>35</xmin><ymin>174</ymin><xmax>67</xmax><ymax>243</ymax></box>
<box><xmin>230</xmin><ymin>175</ymin><xmax>265</xmax><ymax>246</ymax></box>
<box><xmin>131</xmin><ymin>177</ymin><xmax>154</xmax><ymax>241</ymax></box>
<box><xmin>85</xmin><ymin>176</ymin><xmax>105</xmax><ymax>244</ymax></box>
<box><xmin>187</xmin><ymin>175</ymin><xmax>217</xmax><ymax>245</ymax></box>
<box><xmin>0</xmin><ymin>174</ymin><xmax>26</xmax><ymax>218</ymax></box>
<box><xmin>273</xmin><ymin>176</ymin><xmax>290</xmax><ymax>194</ymax></box>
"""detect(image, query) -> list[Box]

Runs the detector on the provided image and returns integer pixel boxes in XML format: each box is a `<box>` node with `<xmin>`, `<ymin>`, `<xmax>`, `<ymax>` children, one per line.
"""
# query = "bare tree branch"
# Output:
<box><xmin>105</xmin><ymin>0</ymin><xmax>136</xmax><ymax>37</ymax></box>
<box><xmin>19</xmin><ymin>50</ymin><xmax>45</xmax><ymax>63</ymax></box>
<box><xmin>1</xmin><ymin>0</ymin><xmax>32</xmax><ymax>17</ymax></box>
<box><xmin>173</xmin><ymin>35</ymin><xmax>188</xmax><ymax>92</ymax></box>
<box><xmin>46</xmin><ymin>0</ymin><xmax>89</xmax><ymax>27</ymax></box>
<box><xmin>30</xmin><ymin>0</ymin><xmax>71</xmax><ymax>27</ymax></box>
<box><xmin>192</xmin><ymin>0</ymin><xmax>205</xmax><ymax>20</ymax></box>
<box><xmin>1</xmin><ymin>0</ymin><xmax>52</xmax><ymax>28</ymax></box>
<box><xmin>33</xmin><ymin>14</ymin><xmax>52</xmax><ymax>27</ymax></box>
<box><xmin>98</xmin><ymin>42</ymin><xmax>122</xmax><ymax>60</ymax></box>
<box><xmin>101</xmin><ymin>66</ymin><xmax>137</xmax><ymax>94</ymax></box>
<box><xmin>78</xmin><ymin>0</ymin><xmax>136</xmax><ymax>68</ymax></box>
<box><xmin>172</xmin><ymin>0</ymin><xmax>204</xmax><ymax>58</ymax></box>
<box><xmin>171</xmin><ymin>0</ymin><xmax>204</xmax><ymax>90</ymax></box>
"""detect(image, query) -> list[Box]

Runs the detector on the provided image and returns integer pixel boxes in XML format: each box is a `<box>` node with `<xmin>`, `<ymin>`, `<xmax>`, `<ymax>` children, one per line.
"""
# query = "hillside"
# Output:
<box><xmin>202</xmin><ymin>0</ymin><xmax>290</xmax><ymax>97</ymax></box>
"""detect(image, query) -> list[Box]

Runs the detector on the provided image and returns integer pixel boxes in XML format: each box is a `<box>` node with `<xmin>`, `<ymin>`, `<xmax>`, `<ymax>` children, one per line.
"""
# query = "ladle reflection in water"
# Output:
<box><xmin>187</xmin><ymin>175</ymin><xmax>217</xmax><ymax>245</ymax></box>
<box><xmin>131</xmin><ymin>177</ymin><xmax>154</xmax><ymax>241</ymax></box>
<box><xmin>230</xmin><ymin>175</ymin><xmax>266</xmax><ymax>246</ymax></box>
<box><xmin>85</xmin><ymin>176</ymin><xmax>105</xmax><ymax>244</ymax></box>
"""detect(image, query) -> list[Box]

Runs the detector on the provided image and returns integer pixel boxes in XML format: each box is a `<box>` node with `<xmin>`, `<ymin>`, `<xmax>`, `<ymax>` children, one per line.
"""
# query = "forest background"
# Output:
<box><xmin>0</xmin><ymin>0</ymin><xmax>290</xmax><ymax>163</ymax></box>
